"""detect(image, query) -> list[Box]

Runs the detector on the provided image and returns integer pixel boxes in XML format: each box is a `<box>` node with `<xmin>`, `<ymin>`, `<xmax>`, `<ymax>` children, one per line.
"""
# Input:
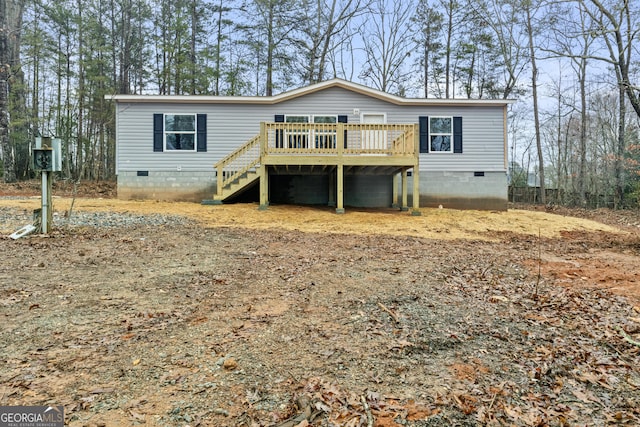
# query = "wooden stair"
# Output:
<box><xmin>211</xmin><ymin>135</ymin><xmax>261</xmax><ymax>203</ymax></box>
<box><xmin>212</xmin><ymin>170</ymin><xmax>259</xmax><ymax>202</ymax></box>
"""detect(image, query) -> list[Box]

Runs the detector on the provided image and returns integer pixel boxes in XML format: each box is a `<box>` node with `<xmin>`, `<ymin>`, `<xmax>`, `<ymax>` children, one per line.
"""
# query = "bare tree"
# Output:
<box><xmin>294</xmin><ymin>0</ymin><xmax>368</xmax><ymax>84</ymax></box>
<box><xmin>472</xmin><ymin>0</ymin><xmax>528</xmax><ymax>99</ymax></box>
<box><xmin>412</xmin><ymin>0</ymin><xmax>445</xmax><ymax>98</ymax></box>
<box><xmin>583</xmin><ymin>0</ymin><xmax>640</xmax><ymax>118</ymax></box>
<box><xmin>440</xmin><ymin>0</ymin><xmax>458</xmax><ymax>98</ymax></box>
<box><xmin>581</xmin><ymin>0</ymin><xmax>639</xmax><ymax>206</ymax></box>
<box><xmin>360</xmin><ymin>0</ymin><xmax>414</xmax><ymax>94</ymax></box>
<box><xmin>243</xmin><ymin>0</ymin><xmax>299</xmax><ymax>96</ymax></box>
<box><xmin>547</xmin><ymin>2</ymin><xmax>597</xmax><ymax>205</ymax></box>
<box><xmin>572</xmin><ymin>5</ymin><xmax>592</xmax><ymax>206</ymax></box>
<box><xmin>524</xmin><ymin>1</ymin><xmax>545</xmax><ymax>204</ymax></box>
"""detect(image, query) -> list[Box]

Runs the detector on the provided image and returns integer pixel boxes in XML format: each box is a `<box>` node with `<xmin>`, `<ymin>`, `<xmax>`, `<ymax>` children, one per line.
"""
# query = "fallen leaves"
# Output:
<box><xmin>1</xmin><ymin>201</ymin><xmax>640</xmax><ymax>426</ymax></box>
<box><xmin>278</xmin><ymin>378</ymin><xmax>438</xmax><ymax>427</ymax></box>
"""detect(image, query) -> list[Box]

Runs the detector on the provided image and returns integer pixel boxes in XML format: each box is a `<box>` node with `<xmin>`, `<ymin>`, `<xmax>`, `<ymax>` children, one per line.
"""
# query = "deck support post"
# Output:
<box><xmin>328</xmin><ymin>170</ymin><xmax>336</xmax><ymax>207</ymax></box>
<box><xmin>392</xmin><ymin>174</ymin><xmax>399</xmax><ymax>208</ymax></box>
<box><xmin>336</xmin><ymin>124</ymin><xmax>345</xmax><ymax>214</ymax></box>
<box><xmin>401</xmin><ymin>169</ymin><xmax>409</xmax><ymax>212</ymax></box>
<box><xmin>411</xmin><ymin>165</ymin><xmax>421</xmax><ymax>216</ymax></box>
<box><xmin>259</xmin><ymin>164</ymin><xmax>269</xmax><ymax>210</ymax></box>
<box><xmin>336</xmin><ymin>164</ymin><xmax>345</xmax><ymax>214</ymax></box>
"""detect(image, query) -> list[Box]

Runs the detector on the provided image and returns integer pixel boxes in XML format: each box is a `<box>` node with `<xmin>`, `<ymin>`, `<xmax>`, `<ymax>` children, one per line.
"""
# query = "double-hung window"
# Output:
<box><xmin>165</xmin><ymin>114</ymin><xmax>196</xmax><ymax>151</ymax></box>
<box><xmin>429</xmin><ymin>117</ymin><xmax>453</xmax><ymax>153</ymax></box>
<box><xmin>153</xmin><ymin>113</ymin><xmax>207</xmax><ymax>152</ymax></box>
<box><xmin>418</xmin><ymin>116</ymin><xmax>462</xmax><ymax>154</ymax></box>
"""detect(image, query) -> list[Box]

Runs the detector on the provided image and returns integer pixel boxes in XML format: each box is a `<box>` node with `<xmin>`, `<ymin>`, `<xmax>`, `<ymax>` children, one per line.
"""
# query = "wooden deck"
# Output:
<box><xmin>213</xmin><ymin>122</ymin><xmax>420</xmax><ymax>214</ymax></box>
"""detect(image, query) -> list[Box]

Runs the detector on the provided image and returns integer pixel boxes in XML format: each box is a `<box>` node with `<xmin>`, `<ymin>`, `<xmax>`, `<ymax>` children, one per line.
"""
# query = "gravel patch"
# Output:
<box><xmin>1</xmin><ymin>205</ymin><xmax>192</xmax><ymax>233</ymax></box>
<box><xmin>55</xmin><ymin>211</ymin><xmax>193</xmax><ymax>228</ymax></box>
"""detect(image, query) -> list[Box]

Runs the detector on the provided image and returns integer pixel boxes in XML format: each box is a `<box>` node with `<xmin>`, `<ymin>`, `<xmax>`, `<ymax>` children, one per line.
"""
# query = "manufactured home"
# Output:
<box><xmin>108</xmin><ymin>79</ymin><xmax>513</xmax><ymax>212</ymax></box>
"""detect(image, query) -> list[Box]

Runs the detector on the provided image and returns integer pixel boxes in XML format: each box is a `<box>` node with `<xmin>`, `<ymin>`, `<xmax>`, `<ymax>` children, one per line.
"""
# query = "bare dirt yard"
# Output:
<box><xmin>1</xmin><ymin>180</ymin><xmax>640</xmax><ymax>426</ymax></box>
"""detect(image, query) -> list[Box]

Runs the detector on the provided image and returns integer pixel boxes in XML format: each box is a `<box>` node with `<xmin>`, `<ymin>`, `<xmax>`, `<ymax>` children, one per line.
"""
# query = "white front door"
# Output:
<box><xmin>360</xmin><ymin>112</ymin><xmax>387</xmax><ymax>150</ymax></box>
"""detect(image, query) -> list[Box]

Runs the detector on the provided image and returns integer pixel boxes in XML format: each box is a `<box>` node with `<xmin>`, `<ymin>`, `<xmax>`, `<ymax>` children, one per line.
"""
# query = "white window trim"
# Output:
<box><xmin>284</xmin><ymin>114</ymin><xmax>310</xmax><ymax>123</ymax></box>
<box><xmin>312</xmin><ymin>115</ymin><xmax>338</xmax><ymax>124</ymax></box>
<box><xmin>164</xmin><ymin>113</ymin><xmax>197</xmax><ymax>152</ymax></box>
<box><xmin>283</xmin><ymin>114</ymin><xmax>338</xmax><ymax>123</ymax></box>
<box><xmin>428</xmin><ymin>116</ymin><xmax>454</xmax><ymax>153</ymax></box>
<box><xmin>283</xmin><ymin>115</ymin><xmax>338</xmax><ymax>149</ymax></box>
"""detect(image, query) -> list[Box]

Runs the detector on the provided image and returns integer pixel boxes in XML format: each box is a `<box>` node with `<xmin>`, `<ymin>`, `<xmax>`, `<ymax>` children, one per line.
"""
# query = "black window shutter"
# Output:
<box><xmin>338</xmin><ymin>115</ymin><xmax>348</xmax><ymax>148</ymax></box>
<box><xmin>274</xmin><ymin>114</ymin><xmax>284</xmax><ymax>148</ymax></box>
<box><xmin>419</xmin><ymin>116</ymin><xmax>429</xmax><ymax>153</ymax></box>
<box><xmin>153</xmin><ymin>113</ymin><xmax>164</xmax><ymax>152</ymax></box>
<box><xmin>453</xmin><ymin>116</ymin><xmax>463</xmax><ymax>153</ymax></box>
<box><xmin>197</xmin><ymin>114</ymin><xmax>207</xmax><ymax>152</ymax></box>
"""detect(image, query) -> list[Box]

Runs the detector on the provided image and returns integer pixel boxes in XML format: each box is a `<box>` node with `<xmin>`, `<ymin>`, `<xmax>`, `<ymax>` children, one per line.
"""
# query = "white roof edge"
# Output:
<box><xmin>104</xmin><ymin>78</ymin><xmax>516</xmax><ymax>106</ymax></box>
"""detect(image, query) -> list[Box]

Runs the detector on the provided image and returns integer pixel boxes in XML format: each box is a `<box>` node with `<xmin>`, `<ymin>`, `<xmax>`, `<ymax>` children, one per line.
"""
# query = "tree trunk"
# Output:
<box><xmin>578</xmin><ymin>58</ymin><xmax>587</xmax><ymax>206</ymax></box>
<box><xmin>265</xmin><ymin>1</ymin><xmax>274</xmax><ymax>96</ymax></box>
<box><xmin>614</xmin><ymin>83</ymin><xmax>625</xmax><ymax>208</ymax></box>
<box><xmin>189</xmin><ymin>0</ymin><xmax>196</xmax><ymax>95</ymax></box>
<box><xmin>0</xmin><ymin>0</ymin><xmax>25</xmax><ymax>183</ymax></box>
<box><xmin>121</xmin><ymin>0</ymin><xmax>133</xmax><ymax>95</ymax></box>
<box><xmin>525</xmin><ymin>5</ymin><xmax>545</xmax><ymax>204</ymax></box>
<box><xmin>77</xmin><ymin>0</ymin><xmax>85</xmax><ymax>179</ymax></box>
<box><xmin>443</xmin><ymin>0</ymin><xmax>453</xmax><ymax>99</ymax></box>
<box><xmin>215</xmin><ymin>0</ymin><xmax>223</xmax><ymax>96</ymax></box>
<box><xmin>423</xmin><ymin>42</ymin><xmax>429</xmax><ymax>98</ymax></box>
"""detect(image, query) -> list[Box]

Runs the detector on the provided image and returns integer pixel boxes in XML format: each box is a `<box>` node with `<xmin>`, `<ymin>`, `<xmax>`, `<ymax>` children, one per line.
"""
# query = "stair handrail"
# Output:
<box><xmin>214</xmin><ymin>134</ymin><xmax>261</xmax><ymax>196</ymax></box>
<box><xmin>387</xmin><ymin>124</ymin><xmax>415</xmax><ymax>154</ymax></box>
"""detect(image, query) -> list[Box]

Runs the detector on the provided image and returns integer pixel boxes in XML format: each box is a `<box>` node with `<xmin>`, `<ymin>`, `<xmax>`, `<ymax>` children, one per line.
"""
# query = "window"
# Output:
<box><xmin>165</xmin><ymin>114</ymin><xmax>196</xmax><ymax>150</ymax></box>
<box><xmin>429</xmin><ymin>117</ymin><xmax>452</xmax><ymax>152</ymax></box>
<box><xmin>281</xmin><ymin>115</ymin><xmax>339</xmax><ymax>148</ymax></box>
<box><xmin>313</xmin><ymin>116</ymin><xmax>337</xmax><ymax>124</ymax></box>
<box><xmin>285</xmin><ymin>115</ymin><xmax>310</xmax><ymax>123</ymax></box>
<box><xmin>153</xmin><ymin>113</ymin><xmax>207</xmax><ymax>152</ymax></box>
<box><xmin>313</xmin><ymin>115</ymin><xmax>337</xmax><ymax>148</ymax></box>
<box><xmin>419</xmin><ymin>116</ymin><xmax>462</xmax><ymax>154</ymax></box>
<box><xmin>285</xmin><ymin>115</ymin><xmax>310</xmax><ymax>148</ymax></box>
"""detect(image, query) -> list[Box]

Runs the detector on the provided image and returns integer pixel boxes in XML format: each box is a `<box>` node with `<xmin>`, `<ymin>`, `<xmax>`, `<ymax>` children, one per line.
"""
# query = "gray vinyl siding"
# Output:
<box><xmin>115</xmin><ymin>86</ymin><xmax>506</xmax><ymax>174</ymax></box>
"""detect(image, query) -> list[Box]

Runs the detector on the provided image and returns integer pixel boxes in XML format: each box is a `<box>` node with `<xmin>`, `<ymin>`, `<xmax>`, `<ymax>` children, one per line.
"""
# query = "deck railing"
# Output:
<box><xmin>214</xmin><ymin>134</ymin><xmax>261</xmax><ymax>196</ymax></box>
<box><xmin>214</xmin><ymin>123</ymin><xmax>418</xmax><ymax>196</ymax></box>
<box><xmin>263</xmin><ymin>123</ymin><xmax>417</xmax><ymax>156</ymax></box>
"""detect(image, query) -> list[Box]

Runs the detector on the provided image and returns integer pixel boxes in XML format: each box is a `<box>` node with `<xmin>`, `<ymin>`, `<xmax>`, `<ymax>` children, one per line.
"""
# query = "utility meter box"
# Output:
<box><xmin>34</xmin><ymin>137</ymin><xmax>62</xmax><ymax>172</ymax></box>
<box><xmin>33</xmin><ymin>148</ymin><xmax>54</xmax><ymax>171</ymax></box>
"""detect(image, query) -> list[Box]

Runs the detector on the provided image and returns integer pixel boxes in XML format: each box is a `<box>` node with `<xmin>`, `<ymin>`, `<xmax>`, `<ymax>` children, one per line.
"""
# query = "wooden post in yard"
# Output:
<box><xmin>411</xmin><ymin>165</ymin><xmax>421</xmax><ymax>216</ymax></box>
<box><xmin>258</xmin><ymin>122</ymin><xmax>269</xmax><ymax>210</ymax></box>
<box><xmin>392</xmin><ymin>173</ymin><xmax>399</xmax><ymax>208</ymax></box>
<box><xmin>336</xmin><ymin>164</ymin><xmax>344</xmax><ymax>214</ymax></box>
<box><xmin>259</xmin><ymin>163</ymin><xmax>268</xmax><ymax>210</ymax></box>
<box><xmin>411</xmin><ymin>124</ymin><xmax>421</xmax><ymax>216</ymax></box>
<box><xmin>336</xmin><ymin>123</ymin><xmax>345</xmax><ymax>214</ymax></box>
<box><xmin>328</xmin><ymin>172</ymin><xmax>336</xmax><ymax>207</ymax></box>
<box><xmin>401</xmin><ymin>169</ymin><xmax>408</xmax><ymax>211</ymax></box>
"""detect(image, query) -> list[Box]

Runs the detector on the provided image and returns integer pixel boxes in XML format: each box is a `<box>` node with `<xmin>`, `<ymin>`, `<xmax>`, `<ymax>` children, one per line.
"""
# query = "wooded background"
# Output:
<box><xmin>1</xmin><ymin>0</ymin><xmax>639</xmax><ymax>208</ymax></box>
